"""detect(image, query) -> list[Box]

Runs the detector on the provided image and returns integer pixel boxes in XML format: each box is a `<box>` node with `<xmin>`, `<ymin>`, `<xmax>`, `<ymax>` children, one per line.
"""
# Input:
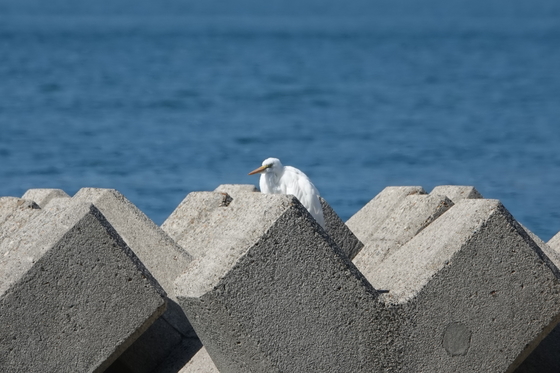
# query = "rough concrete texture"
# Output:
<box><xmin>174</xmin><ymin>192</ymin><xmax>394</xmax><ymax>372</ymax></box>
<box><xmin>0</xmin><ymin>200</ymin><xmax>166</xmax><ymax>373</ymax></box>
<box><xmin>430</xmin><ymin>185</ymin><xmax>483</xmax><ymax>202</ymax></box>
<box><xmin>510</xmin><ymin>225</ymin><xmax>560</xmax><ymax>373</ymax></box>
<box><xmin>371</xmin><ymin>199</ymin><xmax>560</xmax><ymax>372</ymax></box>
<box><xmin>520</xmin><ymin>224</ymin><xmax>560</xmax><ymax>270</ymax></box>
<box><xmin>0</xmin><ymin>197</ymin><xmax>39</xmax><ymax>224</ymax></box>
<box><xmin>73</xmin><ymin>188</ymin><xmax>192</xmax><ymax>295</ymax></box>
<box><xmin>5</xmin><ymin>184</ymin><xmax>560</xmax><ymax>372</ymax></box>
<box><xmin>319</xmin><ymin>196</ymin><xmax>364</xmax><ymax>259</ymax></box>
<box><xmin>549</xmin><ymin>231</ymin><xmax>560</xmax><ymax>253</ymax></box>
<box><xmin>353</xmin><ymin>194</ymin><xmax>454</xmax><ymax>274</ymax></box>
<box><xmin>174</xmin><ymin>190</ymin><xmax>560</xmax><ymax>373</ymax></box>
<box><xmin>162</xmin><ymin>191</ymin><xmax>233</xmax><ymax>259</ymax></box>
<box><xmin>69</xmin><ymin>188</ymin><xmax>199</xmax><ymax>372</ymax></box>
<box><xmin>0</xmin><ymin>197</ymin><xmax>41</xmax><ymax>251</ymax></box>
<box><xmin>346</xmin><ymin>186</ymin><xmax>426</xmax><ymax>246</ymax></box>
<box><xmin>21</xmin><ymin>188</ymin><xmax>70</xmax><ymax>207</ymax></box>
<box><xmin>214</xmin><ymin>184</ymin><xmax>257</xmax><ymax>197</ymax></box>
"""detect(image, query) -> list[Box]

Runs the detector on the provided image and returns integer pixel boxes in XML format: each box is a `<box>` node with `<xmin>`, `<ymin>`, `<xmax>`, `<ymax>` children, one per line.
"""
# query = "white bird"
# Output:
<box><xmin>248</xmin><ymin>157</ymin><xmax>325</xmax><ymax>228</ymax></box>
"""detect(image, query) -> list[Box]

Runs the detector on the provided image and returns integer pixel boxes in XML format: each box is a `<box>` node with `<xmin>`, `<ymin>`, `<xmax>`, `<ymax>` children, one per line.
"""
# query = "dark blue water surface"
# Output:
<box><xmin>1</xmin><ymin>1</ymin><xmax>559</xmax><ymax>239</ymax></box>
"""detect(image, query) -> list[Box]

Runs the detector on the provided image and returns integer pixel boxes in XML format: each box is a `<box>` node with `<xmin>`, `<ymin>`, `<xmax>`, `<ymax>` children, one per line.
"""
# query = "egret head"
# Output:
<box><xmin>248</xmin><ymin>157</ymin><xmax>283</xmax><ymax>175</ymax></box>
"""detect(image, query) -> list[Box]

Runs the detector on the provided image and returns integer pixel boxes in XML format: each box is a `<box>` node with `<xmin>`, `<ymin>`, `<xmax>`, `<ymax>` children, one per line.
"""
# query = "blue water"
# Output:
<box><xmin>1</xmin><ymin>2</ymin><xmax>560</xmax><ymax>240</ymax></box>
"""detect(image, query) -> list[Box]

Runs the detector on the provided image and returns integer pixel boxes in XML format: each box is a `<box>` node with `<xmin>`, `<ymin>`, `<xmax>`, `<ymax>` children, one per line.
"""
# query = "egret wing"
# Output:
<box><xmin>284</xmin><ymin>166</ymin><xmax>325</xmax><ymax>228</ymax></box>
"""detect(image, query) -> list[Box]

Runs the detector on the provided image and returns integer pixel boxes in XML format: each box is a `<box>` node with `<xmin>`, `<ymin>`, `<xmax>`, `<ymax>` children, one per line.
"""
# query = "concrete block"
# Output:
<box><xmin>320</xmin><ymin>197</ymin><xmax>364</xmax><ymax>259</ymax></box>
<box><xmin>214</xmin><ymin>184</ymin><xmax>257</xmax><ymax>197</ymax></box>
<box><xmin>346</xmin><ymin>186</ymin><xmax>426</xmax><ymax>246</ymax></box>
<box><xmin>353</xmin><ymin>194</ymin><xmax>453</xmax><ymax>275</ymax></box>
<box><xmin>70</xmin><ymin>188</ymin><xmax>199</xmax><ymax>372</ymax></box>
<box><xmin>73</xmin><ymin>188</ymin><xmax>192</xmax><ymax>298</ymax></box>
<box><xmin>0</xmin><ymin>200</ymin><xmax>166</xmax><ymax>373</ymax></box>
<box><xmin>430</xmin><ymin>185</ymin><xmax>483</xmax><ymax>202</ymax></box>
<box><xmin>174</xmin><ymin>191</ymin><xmax>390</xmax><ymax>372</ymax></box>
<box><xmin>510</xmin><ymin>226</ymin><xmax>560</xmax><ymax>373</ymax></box>
<box><xmin>520</xmin><ymin>224</ymin><xmax>560</xmax><ymax>270</ymax></box>
<box><xmin>0</xmin><ymin>197</ymin><xmax>41</xmax><ymax>251</ymax></box>
<box><xmin>369</xmin><ymin>199</ymin><xmax>560</xmax><ymax>372</ymax></box>
<box><xmin>0</xmin><ymin>197</ymin><xmax>38</xmax><ymax>224</ymax></box>
<box><xmin>174</xmin><ymin>192</ymin><xmax>560</xmax><ymax>372</ymax></box>
<box><xmin>162</xmin><ymin>191</ymin><xmax>233</xmax><ymax>259</ymax></box>
<box><xmin>21</xmin><ymin>188</ymin><xmax>70</xmax><ymax>207</ymax></box>
<box><xmin>549</xmin><ymin>231</ymin><xmax>560</xmax><ymax>254</ymax></box>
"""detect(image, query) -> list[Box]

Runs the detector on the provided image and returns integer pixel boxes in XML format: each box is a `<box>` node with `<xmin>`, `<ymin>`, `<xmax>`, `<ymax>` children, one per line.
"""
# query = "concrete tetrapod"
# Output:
<box><xmin>0</xmin><ymin>197</ymin><xmax>41</xmax><ymax>250</ymax></box>
<box><xmin>549</xmin><ymin>232</ymin><xmax>560</xmax><ymax>254</ymax></box>
<box><xmin>0</xmin><ymin>200</ymin><xmax>166</xmax><ymax>373</ymax></box>
<box><xmin>68</xmin><ymin>188</ymin><xmax>199</xmax><ymax>373</ymax></box>
<box><xmin>173</xmin><ymin>192</ymin><xmax>392</xmax><ymax>372</ymax></box>
<box><xmin>169</xmin><ymin>186</ymin><xmax>365</xmax><ymax>372</ymax></box>
<box><xmin>352</xmin><ymin>194</ymin><xmax>454</xmax><ymax>273</ymax></box>
<box><xmin>173</xmin><ymin>191</ymin><xmax>560</xmax><ymax>372</ymax></box>
<box><xmin>429</xmin><ymin>185</ymin><xmax>483</xmax><ymax>203</ymax></box>
<box><xmin>510</xmin><ymin>228</ymin><xmax>560</xmax><ymax>373</ymax></box>
<box><xmin>361</xmin><ymin>198</ymin><xmax>560</xmax><ymax>371</ymax></box>
<box><xmin>319</xmin><ymin>196</ymin><xmax>364</xmax><ymax>260</ymax></box>
<box><xmin>21</xmin><ymin>188</ymin><xmax>70</xmax><ymax>208</ymax></box>
<box><xmin>346</xmin><ymin>186</ymin><xmax>426</xmax><ymax>247</ymax></box>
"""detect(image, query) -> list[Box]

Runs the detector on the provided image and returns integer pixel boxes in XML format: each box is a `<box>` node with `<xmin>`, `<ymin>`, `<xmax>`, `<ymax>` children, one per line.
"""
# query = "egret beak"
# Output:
<box><xmin>248</xmin><ymin>165</ymin><xmax>268</xmax><ymax>175</ymax></box>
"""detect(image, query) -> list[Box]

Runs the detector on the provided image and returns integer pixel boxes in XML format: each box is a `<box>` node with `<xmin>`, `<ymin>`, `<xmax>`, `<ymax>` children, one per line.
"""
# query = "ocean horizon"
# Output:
<box><xmin>1</xmin><ymin>1</ymin><xmax>559</xmax><ymax>239</ymax></box>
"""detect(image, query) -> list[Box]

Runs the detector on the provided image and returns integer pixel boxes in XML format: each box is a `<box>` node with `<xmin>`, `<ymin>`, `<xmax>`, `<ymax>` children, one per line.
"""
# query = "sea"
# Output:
<box><xmin>1</xmin><ymin>0</ymin><xmax>559</xmax><ymax>240</ymax></box>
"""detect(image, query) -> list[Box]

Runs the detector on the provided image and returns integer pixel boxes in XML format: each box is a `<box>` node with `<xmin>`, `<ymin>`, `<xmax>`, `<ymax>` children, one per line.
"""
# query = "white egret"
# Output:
<box><xmin>248</xmin><ymin>157</ymin><xmax>325</xmax><ymax>228</ymax></box>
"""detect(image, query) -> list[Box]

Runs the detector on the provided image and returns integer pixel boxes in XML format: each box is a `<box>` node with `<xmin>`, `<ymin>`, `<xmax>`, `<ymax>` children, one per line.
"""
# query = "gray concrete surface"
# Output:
<box><xmin>162</xmin><ymin>191</ymin><xmax>233</xmax><ymax>259</ymax></box>
<box><xmin>0</xmin><ymin>200</ymin><xmax>166</xmax><ymax>373</ymax></box>
<box><xmin>174</xmin><ymin>191</ymin><xmax>392</xmax><ymax>372</ymax></box>
<box><xmin>353</xmin><ymin>194</ymin><xmax>453</xmax><ymax>275</ymax></box>
<box><xmin>5</xmin><ymin>184</ymin><xmax>560</xmax><ymax>372</ymax></box>
<box><xmin>346</xmin><ymin>186</ymin><xmax>426</xmax><ymax>246</ymax></box>
<box><xmin>21</xmin><ymin>188</ymin><xmax>70</xmax><ymax>207</ymax></box>
<box><xmin>174</xmin><ymin>190</ymin><xmax>560</xmax><ymax>373</ymax></box>
<box><xmin>73</xmin><ymin>188</ymin><xmax>192</xmax><ymax>299</ymax></box>
<box><xmin>0</xmin><ymin>197</ymin><xmax>39</xmax><ymax>225</ymax></box>
<box><xmin>70</xmin><ymin>188</ymin><xmax>199</xmax><ymax>373</ymax></box>
<box><xmin>0</xmin><ymin>197</ymin><xmax>41</xmax><ymax>252</ymax></box>
<box><xmin>430</xmin><ymin>185</ymin><xmax>483</xmax><ymax>202</ymax></box>
<box><xmin>371</xmin><ymin>199</ymin><xmax>560</xmax><ymax>372</ymax></box>
<box><xmin>510</xmin><ymin>226</ymin><xmax>560</xmax><ymax>373</ymax></box>
<box><xmin>549</xmin><ymin>231</ymin><xmax>560</xmax><ymax>253</ymax></box>
<box><xmin>520</xmin><ymin>224</ymin><xmax>560</xmax><ymax>270</ymax></box>
<box><xmin>319</xmin><ymin>196</ymin><xmax>364</xmax><ymax>259</ymax></box>
<box><xmin>214</xmin><ymin>184</ymin><xmax>257</xmax><ymax>197</ymax></box>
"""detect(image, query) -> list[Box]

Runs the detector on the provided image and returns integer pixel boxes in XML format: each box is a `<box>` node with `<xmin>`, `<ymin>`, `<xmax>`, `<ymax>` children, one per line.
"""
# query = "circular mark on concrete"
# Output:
<box><xmin>442</xmin><ymin>322</ymin><xmax>472</xmax><ymax>356</ymax></box>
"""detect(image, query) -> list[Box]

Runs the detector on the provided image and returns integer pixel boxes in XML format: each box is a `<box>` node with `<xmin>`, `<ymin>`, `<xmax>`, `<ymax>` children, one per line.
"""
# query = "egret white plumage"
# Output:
<box><xmin>248</xmin><ymin>157</ymin><xmax>325</xmax><ymax>228</ymax></box>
